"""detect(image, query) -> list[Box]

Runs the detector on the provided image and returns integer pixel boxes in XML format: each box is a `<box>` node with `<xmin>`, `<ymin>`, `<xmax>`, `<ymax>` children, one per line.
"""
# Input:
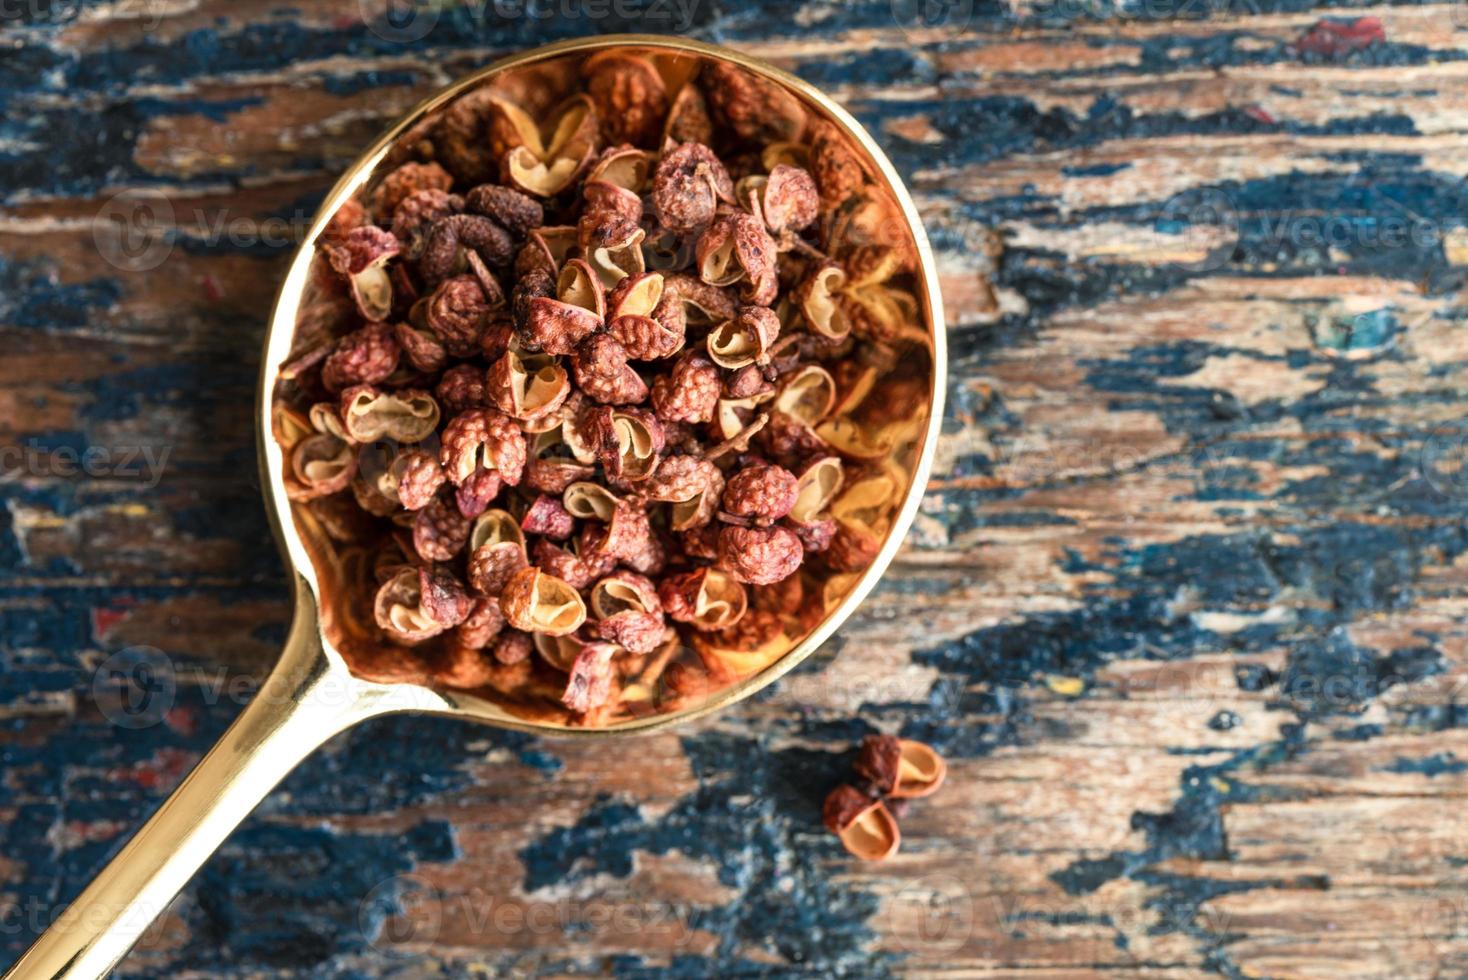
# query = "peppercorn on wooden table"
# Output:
<box><xmin>5</xmin><ymin>4</ymin><xmax>1468</xmax><ymax>978</ymax></box>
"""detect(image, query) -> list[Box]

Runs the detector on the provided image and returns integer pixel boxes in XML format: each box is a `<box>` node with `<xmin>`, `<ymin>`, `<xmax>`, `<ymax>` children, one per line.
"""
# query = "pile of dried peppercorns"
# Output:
<box><xmin>824</xmin><ymin>734</ymin><xmax>947</xmax><ymax>860</ymax></box>
<box><xmin>272</xmin><ymin>52</ymin><xmax>930</xmax><ymax>725</ymax></box>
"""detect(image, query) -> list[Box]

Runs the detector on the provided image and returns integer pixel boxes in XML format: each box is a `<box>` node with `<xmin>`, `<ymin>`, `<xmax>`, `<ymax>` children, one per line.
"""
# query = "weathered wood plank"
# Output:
<box><xmin>6</xmin><ymin>1</ymin><xmax>1468</xmax><ymax>977</ymax></box>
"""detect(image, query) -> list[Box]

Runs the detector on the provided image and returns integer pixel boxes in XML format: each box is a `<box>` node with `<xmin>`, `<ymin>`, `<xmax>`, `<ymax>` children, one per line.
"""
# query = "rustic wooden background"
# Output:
<box><xmin>5</xmin><ymin>1</ymin><xmax>1468</xmax><ymax>977</ymax></box>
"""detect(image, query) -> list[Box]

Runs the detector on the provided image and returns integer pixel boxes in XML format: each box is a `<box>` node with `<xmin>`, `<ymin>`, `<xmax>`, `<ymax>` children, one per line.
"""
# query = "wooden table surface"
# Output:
<box><xmin>6</xmin><ymin>2</ymin><xmax>1468</xmax><ymax>977</ymax></box>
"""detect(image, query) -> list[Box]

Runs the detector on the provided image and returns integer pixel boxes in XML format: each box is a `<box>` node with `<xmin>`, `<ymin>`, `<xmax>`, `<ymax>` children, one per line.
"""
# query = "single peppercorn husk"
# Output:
<box><xmin>853</xmin><ymin>733</ymin><xmax>948</xmax><ymax>799</ymax></box>
<box><xmin>822</xmin><ymin>785</ymin><xmax>900</xmax><ymax>861</ymax></box>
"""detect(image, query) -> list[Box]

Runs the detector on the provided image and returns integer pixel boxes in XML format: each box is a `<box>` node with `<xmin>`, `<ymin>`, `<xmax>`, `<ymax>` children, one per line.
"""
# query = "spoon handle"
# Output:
<box><xmin>2</xmin><ymin>579</ymin><xmax>422</xmax><ymax>980</ymax></box>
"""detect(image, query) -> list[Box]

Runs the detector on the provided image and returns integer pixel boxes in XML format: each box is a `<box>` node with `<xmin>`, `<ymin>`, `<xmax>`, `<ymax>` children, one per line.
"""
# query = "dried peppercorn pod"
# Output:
<box><xmin>696</xmin><ymin>213</ymin><xmax>779</xmax><ymax>307</ymax></box>
<box><xmin>412</xmin><ymin>491</ymin><xmax>472</xmax><ymax>562</ymax></box>
<box><xmin>374</xmin><ymin>565</ymin><xmax>470</xmax><ymax>644</ymax></box>
<box><xmin>820</xmin><ymin>468</ymin><xmax>897</xmax><ymax>571</ymax></box>
<box><xmin>822</xmin><ymin>785</ymin><xmax>900</xmax><ymax>861</ymax></box>
<box><xmin>648</xmin><ymin>454</ymin><xmax>728</xmax><ymax>531</ymax></box>
<box><xmin>419</xmin><ymin>565</ymin><xmax>474</xmax><ymax>627</ymax></box>
<box><xmin>758</xmin><ymin>365</ymin><xmax>838</xmax><ymax>465</ymax></box>
<box><xmin>584</xmin><ymin>405</ymin><xmax>664</xmax><ymax>483</ymax></box>
<box><xmin>532</xmin><ymin>535</ymin><xmax>614</xmax><ymax>592</ymax></box>
<box><xmin>836</xmin><ymin>244</ymin><xmax>922</xmax><ymax>346</ymax></box>
<box><xmin>621</xmin><ymin>522</ymin><xmax>667</xmax><ymax>577</ymax></box>
<box><xmin>809</xmin><ymin>119</ymin><xmax>866</xmax><ymax>208</ymax></box>
<box><xmin>463</xmin><ymin>183</ymin><xmax>544</xmax><ymax>236</ymax></box>
<box><xmin>583</xmin><ymin>51</ymin><xmax>668</xmax><ymax>148</ymax></box>
<box><xmin>677</xmin><ymin>522</ymin><xmax>722</xmax><ymax>562</ymax></box>
<box><xmin>587</xmin><ymin>145</ymin><xmax>656</xmax><ymax>194</ymax></box>
<box><xmin>652</xmin><ymin>142</ymin><xmax>735</xmax><ymax>236</ymax></box>
<box><xmin>707</xmin><ymin>305</ymin><xmax>781</xmax><ymax>370</ymax></box>
<box><xmin>533</xmin><ymin>630</ymin><xmax>585</xmax><ymax>673</ymax></box>
<box><xmin>589</xmin><ymin>571</ymin><xmax>665</xmax><ymax>654</ymax></box>
<box><xmin>454</xmin><ymin>465</ymin><xmax>503</xmax><ymax>519</ymax></box>
<box><xmin>853</xmin><ymin>733</ymin><xmax>948</xmax><ymax>799</ymax></box>
<box><xmin>759</xmin><ymin>411</ymin><xmax>828</xmax><ymax>468</ymax></box>
<box><xmin>525</xmin><ymin>258</ymin><xmax>605</xmax><ymax>355</ymax></box>
<box><xmin>796</xmin><ymin>261</ymin><xmax>853</xmax><ymax>342</ymax></box>
<box><xmin>340</xmin><ymin>385</ymin><xmax>440</xmax><ymax>443</ymax></box>
<box><xmin>664</xmin><ymin>272</ymin><xmax>737</xmax><ymax>326</ymax></box>
<box><xmin>393</xmin><ymin>320</ymin><xmax>448</xmax><ymax>374</ymax></box>
<box><xmin>606</xmin><ymin>273</ymin><xmax>683</xmax><ymax>360</ymax></box>
<box><xmin>561</xmin><ymin>641</ymin><xmax>619</xmax><ymax>713</ymax></box>
<box><xmin>351</xmin><ymin>459</ymin><xmax>399</xmax><ymax>517</ymax></box>
<box><xmin>425</xmin><ymin>275</ymin><xmax>494</xmax><ymax>358</ymax></box>
<box><xmin>525</xmin><ymin>429</ymin><xmax>597</xmax><ymax>495</ymax></box>
<box><xmin>520</xmin><ymin>494</ymin><xmax>575</xmax><ymax>541</ymax></box>
<box><xmin>305</xmin><ymin>489</ymin><xmax>379</xmax><ymax>545</ymax></box>
<box><xmin>693</xmin><ymin>607</ymin><xmax>788</xmax><ymax>679</ymax></box>
<box><xmin>716</xmin><ymin>524</ymin><xmax>804</xmax><ymax>585</ymax></box>
<box><xmin>439</xmin><ymin>407</ymin><xmax>526</xmax><ymax>487</ymax></box>
<box><xmin>287</xmin><ymin>431</ymin><xmax>357</xmax><ymax>501</ymax></box>
<box><xmin>701</xmin><ymin>61</ymin><xmax>808</xmax><ymax>145</ymax></box>
<box><xmin>600</xmin><ymin>497</ymin><xmax>656</xmax><ymax>565</ymax></box>
<box><xmin>501</xmin><ymin>566</ymin><xmax>587</xmax><ymax>636</ymax></box>
<box><xmin>466</xmin><ymin>509</ymin><xmax>529</xmax><ymax>597</ymax></box>
<box><xmin>389</xmin><ymin>187</ymin><xmax>462</xmax><ymax>253</ymax></box>
<box><xmin>323</xmin><ymin>225</ymin><xmax>402</xmax><ymax>322</ymax></box>
<box><xmin>784</xmin><ymin>455</ymin><xmax>844</xmax><ymax>550</ymax></box>
<box><xmin>650</xmin><ymin>351</ymin><xmax>720</xmax><ymax>425</ymax></box>
<box><xmin>721</xmin><ymin>462</ymin><xmax>799</xmax><ymax>525</ymax></box>
<box><xmin>570</xmin><ymin>333</ymin><xmax>648</xmax><ymax>405</ymax></box>
<box><xmin>825</xmin><ymin>519</ymin><xmax>881</xmax><ymax>572</ymax></box>
<box><xmin>663</xmin><ymin>79</ymin><xmax>713</xmax><ymax>146</ymax></box>
<box><xmin>659</xmin><ymin>567</ymin><xmax>748</xmax><ymax>632</ymax></box>
<box><xmin>453</xmin><ymin>596</ymin><xmax>506</xmax><ymax>651</ymax></box>
<box><xmin>751</xmin><ymin>570</ymin><xmax>806</xmax><ymax>619</ymax></box>
<box><xmin>322</xmin><ymin>322</ymin><xmax>401</xmax><ymax>393</ymax></box>
<box><xmin>580</xmin><ymin>209</ymin><xmax>646</xmax><ymax>288</ymax></box>
<box><xmin>432</xmin><ymin>364</ymin><xmax>486</xmax><ymax>416</ymax></box>
<box><xmin>583</xmin><ymin>180</ymin><xmax>644</xmax><ymax>230</ymax></box>
<box><xmin>485</xmin><ymin>349</ymin><xmax>570</xmax><ymax>423</ymax></box>
<box><xmin>282</xmin><ymin>402</ymin><xmax>357</xmax><ymax>501</ymax></box>
<box><xmin>723</xmin><ymin>364</ymin><xmax>771</xmax><ymax>400</ymax></box>
<box><xmin>321</xmin><ymin>197</ymin><xmax>368</xmax><ymax>247</ymax></box>
<box><xmin>514</xmin><ymin>225</ymin><xmax>578</xmax><ymax>280</ymax></box>
<box><xmin>429</xmin><ymin>92</ymin><xmax>490</xmax><ymax>183</ymax></box>
<box><xmin>420</xmin><ymin>214</ymin><xmax>515</xmax><ymax>285</ymax></box>
<box><xmin>737</xmin><ymin>164</ymin><xmax>819</xmax><ymax>241</ymax></box>
<box><xmin>491</xmin><ymin>94</ymin><xmax>598</xmax><ymax>198</ymax></box>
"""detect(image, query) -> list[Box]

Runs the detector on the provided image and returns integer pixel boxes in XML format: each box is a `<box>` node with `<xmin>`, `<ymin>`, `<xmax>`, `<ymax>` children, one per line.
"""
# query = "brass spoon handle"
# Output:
<box><xmin>2</xmin><ymin>580</ymin><xmax>432</xmax><ymax>980</ymax></box>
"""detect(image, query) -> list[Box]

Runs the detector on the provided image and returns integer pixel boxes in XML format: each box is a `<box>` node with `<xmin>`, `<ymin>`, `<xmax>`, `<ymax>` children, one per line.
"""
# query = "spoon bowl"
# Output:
<box><xmin>4</xmin><ymin>34</ymin><xmax>944</xmax><ymax>979</ymax></box>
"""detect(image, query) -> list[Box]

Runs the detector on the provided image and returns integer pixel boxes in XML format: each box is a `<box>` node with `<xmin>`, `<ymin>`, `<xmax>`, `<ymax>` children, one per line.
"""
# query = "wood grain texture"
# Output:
<box><xmin>5</xmin><ymin>1</ymin><xmax>1468</xmax><ymax>977</ymax></box>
